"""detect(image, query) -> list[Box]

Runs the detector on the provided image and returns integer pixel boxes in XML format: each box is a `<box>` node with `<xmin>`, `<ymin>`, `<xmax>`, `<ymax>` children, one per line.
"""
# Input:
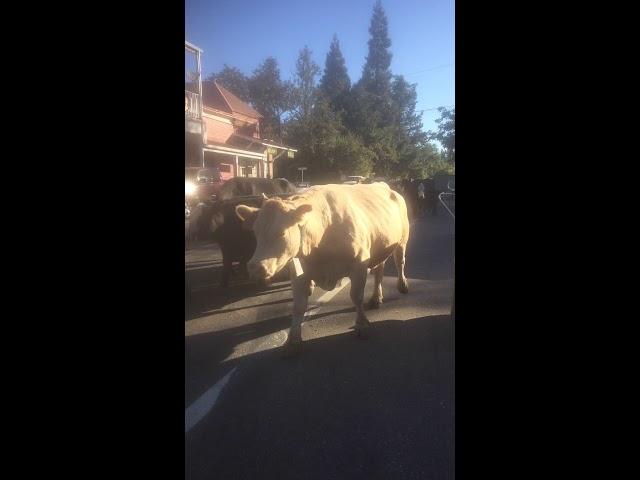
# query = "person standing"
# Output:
<box><xmin>417</xmin><ymin>181</ymin><xmax>426</xmax><ymax>216</ymax></box>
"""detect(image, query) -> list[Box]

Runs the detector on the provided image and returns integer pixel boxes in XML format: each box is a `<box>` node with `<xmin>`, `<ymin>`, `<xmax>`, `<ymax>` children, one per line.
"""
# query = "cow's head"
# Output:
<box><xmin>190</xmin><ymin>202</ymin><xmax>225</xmax><ymax>241</ymax></box>
<box><xmin>236</xmin><ymin>198</ymin><xmax>312</xmax><ymax>282</ymax></box>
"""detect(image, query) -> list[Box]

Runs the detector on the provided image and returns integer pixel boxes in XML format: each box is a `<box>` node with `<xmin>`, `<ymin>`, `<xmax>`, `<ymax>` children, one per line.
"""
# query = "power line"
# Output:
<box><xmin>419</xmin><ymin>104</ymin><xmax>455</xmax><ymax>114</ymax></box>
<box><xmin>405</xmin><ymin>63</ymin><xmax>454</xmax><ymax>76</ymax></box>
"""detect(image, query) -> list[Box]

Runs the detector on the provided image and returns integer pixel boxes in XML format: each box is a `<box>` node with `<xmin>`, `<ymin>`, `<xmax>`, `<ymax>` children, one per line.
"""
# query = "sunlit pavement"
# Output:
<box><xmin>185</xmin><ymin>211</ymin><xmax>454</xmax><ymax>480</ymax></box>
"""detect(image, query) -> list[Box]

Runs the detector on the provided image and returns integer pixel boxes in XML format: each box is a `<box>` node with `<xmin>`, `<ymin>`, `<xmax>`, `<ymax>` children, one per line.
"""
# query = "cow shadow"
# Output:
<box><xmin>186</xmin><ymin>313</ymin><xmax>454</xmax><ymax>480</ymax></box>
<box><xmin>185</xmin><ymin>304</ymin><xmax>359</xmax><ymax>406</ymax></box>
<box><xmin>186</xmin><ymin>261</ymin><xmax>293</xmax><ymax>319</ymax></box>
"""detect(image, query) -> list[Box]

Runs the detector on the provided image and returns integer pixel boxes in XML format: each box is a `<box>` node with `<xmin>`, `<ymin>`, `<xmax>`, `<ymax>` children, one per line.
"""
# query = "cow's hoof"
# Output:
<box><xmin>281</xmin><ymin>340</ymin><xmax>302</xmax><ymax>357</ymax></box>
<box><xmin>355</xmin><ymin>325</ymin><xmax>371</xmax><ymax>339</ymax></box>
<box><xmin>398</xmin><ymin>279</ymin><xmax>409</xmax><ymax>294</ymax></box>
<box><xmin>367</xmin><ymin>298</ymin><xmax>382</xmax><ymax>310</ymax></box>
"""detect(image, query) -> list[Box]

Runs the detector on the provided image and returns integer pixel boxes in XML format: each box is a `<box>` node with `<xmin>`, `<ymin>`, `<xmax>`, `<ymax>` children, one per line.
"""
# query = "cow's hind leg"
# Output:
<box><xmin>393</xmin><ymin>243</ymin><xmax>409</xmax><ymax>294</ymax></box>
<box><xmin>350</xmin><ymin>263</ymin><xmax>371</xmax><ymax>339</ymax></box>
<box><xmin>367</xmin><ymin>261</ymin><xmax>385</xmax><ymax>309</ymax></box>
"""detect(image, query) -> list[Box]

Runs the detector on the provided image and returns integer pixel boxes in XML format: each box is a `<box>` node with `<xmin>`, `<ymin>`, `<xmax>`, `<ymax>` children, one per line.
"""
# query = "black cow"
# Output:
<box><xmin>193</xmin><ymin>177</ymin><xmax>298</xmax><ymax>287</ymax></box>
<box><xmin>193</xmin><ymin>198</ymin><xmax>260</xmax><ymax>287</ymax></box>
<box><xmin>422</xmin><ymin>178</ymin><xmax>438</xmax><ymax>216</ymax></box>
<box><xmin>399</xmin><ymin>179</ymin><xmax>420</xmax><ymax>220</ymax></box>
<box><xmin>217</xmin><ymin>177</ymin><xmax>298</xmax><ymax>201</ymax></box>
<box><xmin>213</xmin><ymin>199</ymin><xmax>260</xmax><ymax>287</ymax></box>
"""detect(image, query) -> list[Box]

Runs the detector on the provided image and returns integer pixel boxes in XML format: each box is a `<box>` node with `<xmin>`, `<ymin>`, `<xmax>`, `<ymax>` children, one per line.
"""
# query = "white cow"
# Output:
<box><xmin>236</xmin><ymin>182</ymin><xmax>410</xmax><ymax>355</ymax></box>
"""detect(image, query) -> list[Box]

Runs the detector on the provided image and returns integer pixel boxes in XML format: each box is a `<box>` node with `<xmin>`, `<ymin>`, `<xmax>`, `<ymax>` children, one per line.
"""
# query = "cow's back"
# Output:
<box><xmin>301</xmin><ymin>182</ymin><xmax>409</xmax><ymax>271</ymax></box>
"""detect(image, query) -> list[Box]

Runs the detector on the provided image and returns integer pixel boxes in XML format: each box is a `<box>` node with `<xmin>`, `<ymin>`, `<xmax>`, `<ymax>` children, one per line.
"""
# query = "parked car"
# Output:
<box><xmin>434</xmin><ymin>174</ymin><xmax>455</xmax><ymax>193</ymax></box>
<box><xmin>185</xmin><ymin>166</ymin><xmax>226</xmax><ymax>207</ymax></box>
<box><xmin>343</xmin><ymin>175</ymin><xmax>366</xmax><ymax>185</ymax></box>
<box><xmin>295</xmin><ymin>182</ymin><xmax>311</xmax><ymax>189</ymax></box>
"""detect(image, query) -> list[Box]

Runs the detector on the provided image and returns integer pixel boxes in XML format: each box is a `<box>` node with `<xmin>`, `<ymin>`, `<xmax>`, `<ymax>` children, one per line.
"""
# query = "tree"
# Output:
<box><xmin>391</xmin><ymin>75</ymin><xmax>427</xmax><ymax>146</ymax></box>
<box><xmin>341</xmin><ymin>1</ymin><xmax>397</xmax><ymax>176</ymax></box>
<box><xmin>411</xmin><ymin>143</ymin><xmax>454</xmax><ymax>178</ymax></box>
<box><xmin>206</xmin><ymin>65</ymin><xmax>250</xmax><ymax>102</ymax></box>
<box><xmin>285</xmin><ymin>96</ymin><xmax>342</xmax><ymax>182</ymax></box>
<box><xmin>389</xmin><ymin>75</ymin><xmax>429</xmax><ymax>177</ymax></box>
<box><xmin>284</xmin><ymin>47</ymin><xmax>321</xmax><ymax>179</ymax></box>
<box><xmin>429</xmin><ymin>107</ymin><xmax>455</xmax><ymax>163</ymax></box>
<box><xmin>290</xmin><ymin>46</ymin><xmax>320</xmax><ymax>124</ymax></box>
<box><xmin>360</xmin><ymin>0</ymin><xmax>393</xmax><ymax>101</ymax></box>
<box><xmin>327</xmin><ymin>132</ymin><xmax>375</xmax><ymax>178</ymax></box>
<box><xmin>248</xmin><ymin>57</ymin><xmax>292</xmax><ymax>141</ymax></box>
<box><xmin>319</xmin><ymin>35</ymin><xmax>351</xmax><ymax>111</ymax></box>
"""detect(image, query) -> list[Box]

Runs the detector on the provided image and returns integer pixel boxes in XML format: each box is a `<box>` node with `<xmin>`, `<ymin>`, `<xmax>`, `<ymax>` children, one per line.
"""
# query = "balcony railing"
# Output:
<box><xmin>185</xmin><ymin>90</ymin><xmax>202</xmax><ymax>119</ymax></box>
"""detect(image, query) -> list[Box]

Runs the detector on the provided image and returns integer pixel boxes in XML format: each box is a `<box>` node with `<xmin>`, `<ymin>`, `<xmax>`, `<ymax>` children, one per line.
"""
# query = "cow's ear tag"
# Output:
<box><xmin>290</xmin><ymin>257</ymin><xmax>304</xmax><ymax>277</ymax></box>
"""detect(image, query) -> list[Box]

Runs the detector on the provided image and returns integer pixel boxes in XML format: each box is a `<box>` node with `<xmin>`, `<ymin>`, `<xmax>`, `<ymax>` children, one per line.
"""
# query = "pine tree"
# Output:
<box><xmin>319</xmin><ymin>35</ymin><xmax>351</xmax><ymax>111</ymax></box>
<box><xmin>361</xmin><ymin>0</ymin><xmax>393</xmax><ymax>100</ymax></box>
<box><xmin>291</xmin><ymin>46</ymin><xmax>320</xmax><ymax>124</ymax></box>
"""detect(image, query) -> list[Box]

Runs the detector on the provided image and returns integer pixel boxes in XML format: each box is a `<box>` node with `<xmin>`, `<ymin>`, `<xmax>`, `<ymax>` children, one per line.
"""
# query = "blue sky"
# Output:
<box><xmin>186</xmin><ymin>0</ymin><xmax>454</xmax><ymax>134</ymax></box>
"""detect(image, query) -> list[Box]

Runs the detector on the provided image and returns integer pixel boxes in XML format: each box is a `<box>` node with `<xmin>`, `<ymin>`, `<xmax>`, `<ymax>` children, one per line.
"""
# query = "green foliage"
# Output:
<box><xmin>428</xmin><ymin>107</ymin><xmax>455</xmax><ymax>163</ymax></box>
<box><xmin>248</xmin><ymin>57</ymin><xmax>292</xmax><ymax>141</ymax></box>
<box><xmin>290</xmin><ymin>46</ymin><xmax>321</xmax><ymax>124</ymax></box>
<box><xmin>207</xmin><ymin>1</ymin><xmax>453</xmax><ymax>182</ymax></box>
<box><xmin>319</xmin><ymin>35</ymin><xmax>351</xmax><ymax>112</ymax></box>
<box><xmin>328</xmin><ymin>133</ymin><xmax>375</xmax><ymax>178</ymax></box>
<box><xmin>411</xmin><ymin>144</ymin><xmax>454</xmax><ymax>178</ymax></box>
<box><xmin>361</xmin><ymin>0</ymin><xmax>393</xmax><ymax>100</ymax></box>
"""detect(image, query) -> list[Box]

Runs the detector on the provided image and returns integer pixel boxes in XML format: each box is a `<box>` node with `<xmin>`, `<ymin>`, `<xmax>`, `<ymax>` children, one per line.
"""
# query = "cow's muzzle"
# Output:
<box><xmin>247</xmin><ymin>261</ymin><xmax>271</xmax><ymax>282</ymax></box>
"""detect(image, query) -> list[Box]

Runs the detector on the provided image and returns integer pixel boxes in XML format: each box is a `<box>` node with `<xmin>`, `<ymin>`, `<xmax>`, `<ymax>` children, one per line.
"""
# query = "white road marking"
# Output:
<box><xmin>185</xmin><ymin>367</ymin><xmax>237</xmax><ymax>433</ymax></box>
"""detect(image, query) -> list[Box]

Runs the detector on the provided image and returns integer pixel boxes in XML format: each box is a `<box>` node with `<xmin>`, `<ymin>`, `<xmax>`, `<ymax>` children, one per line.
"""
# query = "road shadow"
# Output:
<box><xmin>397</xmin><ymin>215</ymin><xmax>455</xmax><ymax>282</ymax></box>
<box><xmin>186</xmin><ymin>268</ymin><xmax>292</xmax><ymax>320</ymax></box>
<box><xmin>186</xmin><ymin>313</ymin><xmax>454</xmax><ymax>480</ymax></box>
<box><xmin>185</xmin><ymin>305</ymin><xmax>360</xmax><ymax>406</ymax></box>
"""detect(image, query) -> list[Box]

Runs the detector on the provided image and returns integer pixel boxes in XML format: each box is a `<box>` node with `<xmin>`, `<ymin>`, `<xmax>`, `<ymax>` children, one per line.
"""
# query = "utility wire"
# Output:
<box><xmin>404</xmin><ymin>63</ymin><xmax>454</xmax><ymax>76</ymax></box>
<box><xmin>419</xmin><ymin>104</ymin><xmax>455</xmax><ymax>114</ymax></box>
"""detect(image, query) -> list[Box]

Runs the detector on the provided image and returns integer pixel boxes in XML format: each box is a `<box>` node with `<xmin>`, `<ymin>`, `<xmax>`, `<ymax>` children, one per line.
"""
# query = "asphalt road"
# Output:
<box><xmin>185</xmin><ymin>209</ymin><xmax>454</xmax><ymax>480</ymax></box>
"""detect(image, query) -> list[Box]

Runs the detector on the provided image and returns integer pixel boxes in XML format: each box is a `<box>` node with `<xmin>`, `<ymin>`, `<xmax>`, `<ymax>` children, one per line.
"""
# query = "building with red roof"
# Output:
<box><xmin>185</xmin><ymin>42</ymin><xmax>296</xmax><ymax>179</ymax></box>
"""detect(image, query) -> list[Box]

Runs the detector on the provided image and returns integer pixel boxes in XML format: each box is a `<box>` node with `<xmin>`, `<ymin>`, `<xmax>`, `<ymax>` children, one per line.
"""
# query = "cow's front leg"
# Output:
<box><xmin>283</xmin><ymin>272</ymin><xmax>310</xmax><ymax>356</ymax></box>
<box><xmin>350</xmin><ymin>262</ymin><xmax>371</xmax><ymax>339</ymax></box>
<box><xmin>368</xmin><ymin>261</ymin><xmax>385</xmax><ymax>310</ymax></box>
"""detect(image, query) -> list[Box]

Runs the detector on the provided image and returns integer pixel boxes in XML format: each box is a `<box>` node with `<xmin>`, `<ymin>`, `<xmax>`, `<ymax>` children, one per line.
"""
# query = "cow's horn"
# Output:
<box><xmin>262</xmin><ymin>193</ymin><xmax>269</xmax><ymax>199</ymax></box>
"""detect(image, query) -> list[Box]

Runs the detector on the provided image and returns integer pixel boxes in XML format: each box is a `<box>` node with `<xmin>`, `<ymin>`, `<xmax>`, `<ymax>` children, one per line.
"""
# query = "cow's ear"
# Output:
<box><xmin>235</xmin><ymin>204</ymin><xmax>260</xmax><ymax>229</ymax></box>
<box><xmin>292</xmin><ymin>204</ymin><xmax>313</xmax><ymax>224</ymax></box>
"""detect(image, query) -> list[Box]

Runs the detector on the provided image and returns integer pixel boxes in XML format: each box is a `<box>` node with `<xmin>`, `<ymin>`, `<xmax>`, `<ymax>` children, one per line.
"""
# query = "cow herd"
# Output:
<box><xmin>187</xmin><ymin>176</ymin><xmax>418</xmax><ymax>355</ymax></box>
